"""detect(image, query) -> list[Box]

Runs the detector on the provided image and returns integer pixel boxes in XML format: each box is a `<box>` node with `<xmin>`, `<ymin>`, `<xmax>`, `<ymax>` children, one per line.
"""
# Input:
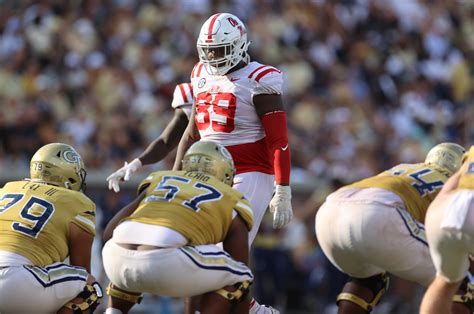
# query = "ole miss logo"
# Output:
<box><xmin>227</xmin><ymin>17</ymin><xmax>239</xmax><ymax>27</ymax></box>
<box><xmin>227</xmin><ymin>17</ymin><xmax>246</xmax><ymax>36</ymax></box>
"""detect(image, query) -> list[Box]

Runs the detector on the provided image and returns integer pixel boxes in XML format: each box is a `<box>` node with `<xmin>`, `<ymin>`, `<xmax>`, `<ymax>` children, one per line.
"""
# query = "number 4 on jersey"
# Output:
<box><xmin>409</xmin><ymin>169</ymin><xmax>444</xmax><ymax>197</ymax></box>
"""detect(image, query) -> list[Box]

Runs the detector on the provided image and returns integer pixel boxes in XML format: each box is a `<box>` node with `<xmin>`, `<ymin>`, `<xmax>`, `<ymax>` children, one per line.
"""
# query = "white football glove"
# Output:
<box><xmin>269</xmin><ymin>185</ymin><xmax>293</xmax><ymax>229</ymax></box>
<box><xmin>106</xmin><ymin>158</ymin><xmax>142</xmax><ymax>192</ymax></box>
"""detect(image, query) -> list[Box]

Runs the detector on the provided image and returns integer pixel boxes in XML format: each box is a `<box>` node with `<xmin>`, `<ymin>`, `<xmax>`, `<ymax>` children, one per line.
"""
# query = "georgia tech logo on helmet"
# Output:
<box><xmin>198</xmin><ymin>78</ymin><xmax>206</xmax><ymax>88</ymax></box>
<box><xmin>63</xmin><ymin>149</ymin><xmax>81</xmax><ymax>164</ymax></box>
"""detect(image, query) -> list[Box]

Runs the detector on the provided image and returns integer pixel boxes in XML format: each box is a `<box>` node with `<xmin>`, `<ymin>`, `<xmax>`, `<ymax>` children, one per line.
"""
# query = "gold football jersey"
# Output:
<box><xmin>349</xmin><ymin>163</ymin><xmax>449</xmax><ymax>223</ymax></box>
<box><xmin>459</xmin><ymin>146</ymin><xmax>474</xmax><ymax>190</ymax></box>
<box><xmin>125</xmin><ymin>170</ymin><xmax>254</xmax><ymax>245</ymax></box>
<box><xmin>0</xmin><ymin>180</ymin><xmax>96</xmax><ymax>266</ymax></box>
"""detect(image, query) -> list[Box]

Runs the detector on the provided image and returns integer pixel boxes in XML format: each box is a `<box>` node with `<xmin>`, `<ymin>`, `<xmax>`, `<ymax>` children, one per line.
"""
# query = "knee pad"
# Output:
<box><xmin>106</xmin><ymin>282</ymin><xmax>143</xmax><ymax>304</ymax></box>
<box><xmin>336</xmin><ymin>273</ymin><xmax>390</xmax><ymax>313</ymax></box>
<box><xmin>64</xmin><ymin>282</ymin><xmax>103</xmax><ymax>313</ymax></box>
<box><xmin>214</xmin><ymin>280</ymin><xmax>252</xmax><ymax>303</ymax></box>
<box><xmin>453</xmin><ymin>277</ymin><xmax>474</xmax><ymax>311</ymax></box>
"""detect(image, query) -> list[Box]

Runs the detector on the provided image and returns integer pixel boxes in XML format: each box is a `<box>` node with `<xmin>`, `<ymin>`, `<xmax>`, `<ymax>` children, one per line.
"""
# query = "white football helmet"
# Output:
<box><xmin>196</xmin><ymin>13</ymin><xmax>250</xmax><ymax>76</ymax></box>
<box><xmin>425</xmin><ymin>142</ymin><xmax>465</xmax><ymax>176</ymax></box>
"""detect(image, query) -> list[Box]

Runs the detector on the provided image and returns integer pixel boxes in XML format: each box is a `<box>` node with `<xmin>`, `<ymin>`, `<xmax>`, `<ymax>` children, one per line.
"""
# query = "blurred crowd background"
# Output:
<box><xmin>0</xmin><ymin>0</ymin><xmax>473</xmax><ymax>313</ymax></box>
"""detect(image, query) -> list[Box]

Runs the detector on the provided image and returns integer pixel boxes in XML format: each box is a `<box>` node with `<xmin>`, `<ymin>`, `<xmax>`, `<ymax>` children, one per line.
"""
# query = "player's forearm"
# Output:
<box><xmin>261</xmin><ymin>111</ymin><xmax>291</xmax><ymax>185</ymax></box>
<box><xmin>173</xmin><ymin>134</ymin><xmax>197</xmax><ymax>170</ymax></box>
<box><xmin>138</xmin><ymin>138</ymin><xmax>177</xmax><ymax>165</ymax></box>
<box><xmin>68</xmin><ymin>223</ymin><xmax>93</xmax><ymax>272</ymax></box>
<box><xmin>223</xmin><ymin>216</ymin><xmax>249</xmax><ymax>264</ymax></box>
<box><xmin>173</xmin><ymin>122</ymin><xmax>200</xmax><ymax>170</ymax></box>
<box><xmin>138</xmin><ymin>109</ymin><xmax>188</xmax><ymax>165</ymax></box>
<box><xmin>420</xmin><ymin>277</ymin><xmax>461</xmax><ymax>314</ymax></box>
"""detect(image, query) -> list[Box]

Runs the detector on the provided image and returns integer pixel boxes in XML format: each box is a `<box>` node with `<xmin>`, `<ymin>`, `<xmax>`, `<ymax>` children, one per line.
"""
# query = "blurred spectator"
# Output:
<box><xmin>0</xmin><ymin>0</ymin><xmax>473</xmax><ymax>312</ymax></box>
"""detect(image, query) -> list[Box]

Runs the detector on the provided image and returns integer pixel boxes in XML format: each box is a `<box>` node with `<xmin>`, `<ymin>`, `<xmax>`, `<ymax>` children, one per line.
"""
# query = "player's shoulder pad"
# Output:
<box><xmin>190</xmin><ymin>62</ymin><xmax>205</xmax><ymax>80</ymax></box>
<box><xmin>55</xmin><ymin>188</ymin><xmax>96</xmax><ymax>211</ymax></box>
<box><xmin>137</xmin><ymin>170</ymin><xmax>178</xmax><ymax>195</ymax></box>
<box><xmin>388</xmin><ymin>163</ymin><xmax>418</xmax><ymax>172</ymax></box>
<box><xmin>461</xmin><ymin>145</ymin><xmax>474</xmax><ymax>164</ymax></box>
<box><xmin>233</xmin><ymin>195</ymin><xmax>254</xmax><ymax>231</ymax></box>
<box><xmin>63</xmin><ymin>191</ymin><xmax>96</xmax><ymax>235</ymax></box>
<box><xmin>424</xmin><ymin>163</ymin><xmax>451</xmax><ymax>178</ymax></box>
<box><xmin>137</xmin><ymin>171</ymin><xmax>161</xmax><ymax>195</ymax></box>
<box><xmin>172</xmin><ymin>83</ymin><xmax>193</xmax><ymax>109</ymax></box>
<box><xmin>247</xmin><ymin>61</ymin><xmax>283</xmax><ymax>95</ymax></box>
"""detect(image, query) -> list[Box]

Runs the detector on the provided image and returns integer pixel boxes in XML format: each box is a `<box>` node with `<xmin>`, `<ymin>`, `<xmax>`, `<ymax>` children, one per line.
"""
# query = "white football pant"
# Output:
<box><xmin>316</xmin><ymin>188</ymin><xmax>435</xmax><ymax>286</ymax></box>
<box><xmin>233</xmin><ymin>172</ymin><xmax>274</xmax><ymax>245</ymax></box>
<box><xmin>425</xmin><ymin>189</ymin><xmax>474</xmax><ymax>283</ymax></box>
<box><xmin>102</xmin><ymin>239</ymin><xmax>253</xmax><ymax>297</ymax></box>
<box><xmin>0</xmin><ymin>263</ymin><xmax>88</xmax><ymax>313</ymax></box>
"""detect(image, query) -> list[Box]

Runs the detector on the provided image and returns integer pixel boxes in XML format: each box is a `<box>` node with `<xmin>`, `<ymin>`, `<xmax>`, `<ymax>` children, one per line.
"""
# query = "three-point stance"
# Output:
<box><xmin>421</xmin><ymin>145</ymin><xmax>474</xmax><ymax>314</ymax></box>
<box><xmin>316</xmin><ymin>143</ymin><xmax>469</xmax><ymax>313</ymax></box>
<box><xmin>0</xmin><ymin>143</ymin><xmax>101</xmax><ymax>313</ymax></box>
<box><xmin>102</xmin><ymin>141</ymin><xmax>254</xmax><ymax>314</ymax></box>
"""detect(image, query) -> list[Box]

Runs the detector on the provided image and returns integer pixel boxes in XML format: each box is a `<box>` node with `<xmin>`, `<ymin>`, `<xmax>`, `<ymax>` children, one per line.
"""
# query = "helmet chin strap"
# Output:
<box><xmin>243</xmin><ymin>53</ymin><xmax>250</xmax><ymax>64</ymax></box>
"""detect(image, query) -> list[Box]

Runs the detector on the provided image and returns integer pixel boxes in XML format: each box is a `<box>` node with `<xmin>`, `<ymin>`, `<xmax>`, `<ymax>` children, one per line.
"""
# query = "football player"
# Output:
<box><xmin>315</xmin><ymin>143</ymin><xmax>472</xmax><ymax>313</ymax></box>
<box><xmin>0</xmin><ymin>143</ymin><xmax>101</xmax><ymax>313</ymax></box>
<box><xmin>175</xmin><ymin>12</ymin><xmax>292</xmax><ymax>245</ymax></box>
<box><xmin>420</xmin><ymin>145</ymin><xmax>474</xmax><ymax>313</ymax></box>
<box><xmin>173</xmin><ymin>13</ymin><xmax>292</xmax><ymax>314</ymax></box>
<box><xmin>102</xmin><ymin>141</ymin><xmax>254</xmax><ymax>314</ymax></box>
<box><xmin>106</xmin><ymin>82</ymin><xmax>193</xmax><ymax>192</ymax></box>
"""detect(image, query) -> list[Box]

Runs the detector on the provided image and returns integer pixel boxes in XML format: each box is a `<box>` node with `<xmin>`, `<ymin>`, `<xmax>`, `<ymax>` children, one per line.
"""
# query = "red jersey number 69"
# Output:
<box><xmin>195</xmin><ymin>92</ymin><xmax>237</xmax><ymax>133</ymax></box>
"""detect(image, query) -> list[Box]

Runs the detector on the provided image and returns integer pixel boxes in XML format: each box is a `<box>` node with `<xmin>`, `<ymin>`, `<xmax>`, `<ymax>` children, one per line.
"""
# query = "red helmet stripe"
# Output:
<box><xmin>207</xmin><ymin>13</ymin><xmax>222</xmax><ymax>41</ymax></box>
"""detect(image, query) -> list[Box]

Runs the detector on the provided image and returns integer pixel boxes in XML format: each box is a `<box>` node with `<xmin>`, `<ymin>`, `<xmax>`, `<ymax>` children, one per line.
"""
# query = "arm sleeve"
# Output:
<box><xmin>261</xmin><ymin>111</ymin><xmax>291</xmax><ymax>185</ymax></box>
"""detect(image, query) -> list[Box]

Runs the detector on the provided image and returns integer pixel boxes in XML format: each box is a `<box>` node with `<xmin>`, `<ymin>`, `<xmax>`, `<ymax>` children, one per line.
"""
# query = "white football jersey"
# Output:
<box><xmin>171</xmin><ymin>83</ymin><xmax>193</xmax><ymax>118</ymax></box>
<box><xmin>190</xmin><ymin>61</ymin><xmax>283</xmax><ymax>146</ymax></box>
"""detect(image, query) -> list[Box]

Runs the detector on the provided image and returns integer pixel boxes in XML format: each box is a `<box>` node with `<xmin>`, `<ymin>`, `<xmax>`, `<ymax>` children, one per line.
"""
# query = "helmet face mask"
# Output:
<box><xmin>182</xmin><ymin>141</ymin><xmax>235</xmax><ymax>186</ymax></box>
<box><xmin>30</xmin><ymin>143</ymin><xmax>87</xmax><ymax>192</ymax></box>
<box><xmin>196</xmin><ymin>13</ymin><xmax>250</xmax><ymax>76</ymax></box>
<box><xmin>424</xmin><ymin>142</ymin><xmax>465</xmax><ymax>176</ymax></box>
